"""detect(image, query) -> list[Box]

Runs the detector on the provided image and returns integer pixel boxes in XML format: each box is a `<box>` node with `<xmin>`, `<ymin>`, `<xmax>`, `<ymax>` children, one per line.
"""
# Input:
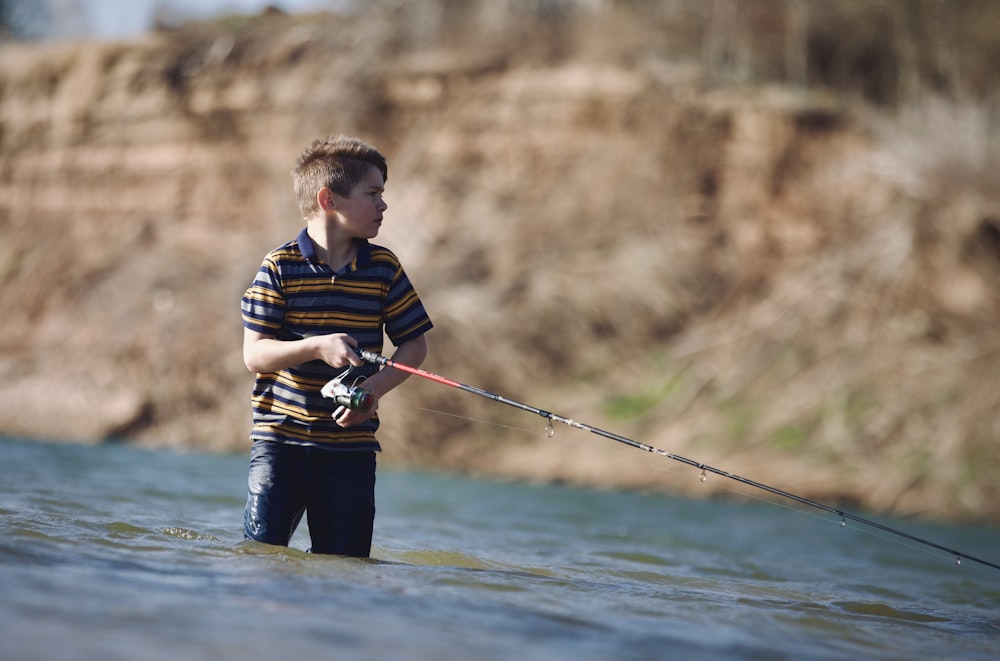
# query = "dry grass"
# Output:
<box><xmin>1</xmin><ymin>1</ymin><xmax>998</xmax><ymax>521</ymax></box>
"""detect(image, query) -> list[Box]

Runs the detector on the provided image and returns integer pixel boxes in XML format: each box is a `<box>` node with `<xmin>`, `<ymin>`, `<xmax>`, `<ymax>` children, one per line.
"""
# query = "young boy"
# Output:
<box><xmin>241</xmin><ymin>135</ymin><xmax>432</xmax><ymax>557</ymax></box>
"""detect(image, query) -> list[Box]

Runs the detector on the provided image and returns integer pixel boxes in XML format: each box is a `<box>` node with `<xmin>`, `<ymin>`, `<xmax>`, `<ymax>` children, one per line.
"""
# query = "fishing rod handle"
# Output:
<box><xmin>355</xmin><ymin>347</ymin><xmax>388</xmax><ymax>366</ymax></box>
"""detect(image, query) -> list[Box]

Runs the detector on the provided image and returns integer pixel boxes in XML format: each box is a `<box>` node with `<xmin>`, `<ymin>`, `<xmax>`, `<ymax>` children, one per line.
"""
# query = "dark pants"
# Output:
<box><xmin>243</xmin><ymin>440</ymin><xmax>376</xmax><ymax>557</ymax></box>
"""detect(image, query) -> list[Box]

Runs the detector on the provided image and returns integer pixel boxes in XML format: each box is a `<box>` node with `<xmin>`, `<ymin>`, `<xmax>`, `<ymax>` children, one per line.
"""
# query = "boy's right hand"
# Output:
<box><xmin>315</xmin><ymin>333</ymin><xmax>365</xmax><ymax>368</ymax></box>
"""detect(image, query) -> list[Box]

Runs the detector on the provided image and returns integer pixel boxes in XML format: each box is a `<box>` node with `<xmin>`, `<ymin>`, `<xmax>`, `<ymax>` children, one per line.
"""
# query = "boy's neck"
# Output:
<box><xmin>306</xmin><ymin>222</ymin><xmax>357</xmax><ymax>270</ymax></box>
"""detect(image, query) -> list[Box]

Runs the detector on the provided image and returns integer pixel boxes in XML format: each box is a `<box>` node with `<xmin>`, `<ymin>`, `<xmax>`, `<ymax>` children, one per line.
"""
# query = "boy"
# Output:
<box><xmin>241</xmin><ymin>135</ymin><xmax>432</xmax><ymax>557</ymax></box>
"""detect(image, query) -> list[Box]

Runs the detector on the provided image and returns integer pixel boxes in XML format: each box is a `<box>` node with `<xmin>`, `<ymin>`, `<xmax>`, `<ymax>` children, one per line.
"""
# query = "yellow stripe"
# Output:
<box><xmin>251</xmin><ymin>394</ymin><xmax>313</xmax><ymax>419</ymax></box>
<box><xmin>385</xmin><ymin>290</ymin><xmax>421</xmax><ymax>316</ymax></box>
<box><xmin>284</xmin><ymin>280</ymin><xmax>388</xmax><ymax>296</ymax></box>
<box><xmin>254</xmin><ymin>424</ymin><xmax>375</xmax><ymax>445</ymax></box>
<box><xmin>285</xmin><ymin>312</ymin><xmax>381</xmax><ymax>327</ymax></box>
<box><xmin>245</xmin><ymin>288</ymin><xmax>285</xmax><ymax>305</ymax></box>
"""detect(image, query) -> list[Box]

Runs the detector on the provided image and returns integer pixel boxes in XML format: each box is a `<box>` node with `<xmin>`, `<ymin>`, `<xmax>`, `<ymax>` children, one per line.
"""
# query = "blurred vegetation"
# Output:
<box><xmin>4</xmin><ymin>0</ymin><xmax>1000</xmax><ymax>112</ymax></box>
<box><xmin>386</xmin><ymin>0</ymin><xmax>1000</xmax><ymax>108</ymax></box>
<box><xmin>1</xmin><ymin>0</ymin><xmax>997</xmax><ymax>521</ymax></box>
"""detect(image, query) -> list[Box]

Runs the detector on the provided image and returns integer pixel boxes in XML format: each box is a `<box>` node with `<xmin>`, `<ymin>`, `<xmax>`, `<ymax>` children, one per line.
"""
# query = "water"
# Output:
<box><xmin>1</xmin><ymin>437</ymin><xmax>997</xmax><ymax>660</ymax></box>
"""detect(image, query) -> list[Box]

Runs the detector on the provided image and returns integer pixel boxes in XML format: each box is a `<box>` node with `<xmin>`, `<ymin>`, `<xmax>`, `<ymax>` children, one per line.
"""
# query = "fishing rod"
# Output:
<box><xmin>353</xmin><ymin>349</ymin><xmax>1000</xmax><ymax>573</ymax></box>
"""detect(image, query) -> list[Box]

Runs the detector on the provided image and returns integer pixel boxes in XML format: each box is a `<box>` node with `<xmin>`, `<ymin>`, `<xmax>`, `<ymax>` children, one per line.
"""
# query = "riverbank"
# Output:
<box><xmin>2</xmin><ymin>2</ymin><xmax>998</xmax><ymax>523</ymax></box>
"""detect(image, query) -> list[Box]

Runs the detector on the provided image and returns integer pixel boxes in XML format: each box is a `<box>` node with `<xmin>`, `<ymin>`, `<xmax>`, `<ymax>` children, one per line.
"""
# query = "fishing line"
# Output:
<box><xmin>411</xmin><ymin>406</ymin><xmax>540</xmax><ymax>436</ymax></box>
<box><xmin>357</xmin><ymin>349</ymin><xmax>1000</xmax><ymax>573</ymax></box>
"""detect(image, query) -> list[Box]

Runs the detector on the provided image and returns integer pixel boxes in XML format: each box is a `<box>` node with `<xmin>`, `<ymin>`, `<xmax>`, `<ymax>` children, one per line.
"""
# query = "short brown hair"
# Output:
<box><xmin>292</xmin><ymin>135</ymin><xmax>388</xmax><ymax>216</ymax></box>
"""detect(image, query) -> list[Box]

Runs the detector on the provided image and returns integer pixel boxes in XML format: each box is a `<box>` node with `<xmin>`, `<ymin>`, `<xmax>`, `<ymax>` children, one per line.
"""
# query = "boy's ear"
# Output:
<box><xmin>317</xmin><ymin>187</ymin><xmax>336</xmax><ymax>211</ymax></box>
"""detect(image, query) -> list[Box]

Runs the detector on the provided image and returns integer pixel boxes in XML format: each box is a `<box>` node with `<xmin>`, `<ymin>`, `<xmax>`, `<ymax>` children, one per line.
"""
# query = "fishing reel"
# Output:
<box><xmin>321</xmin><ymin>368</ymin><xmax>374</xmax><ymax>413</ymax></box>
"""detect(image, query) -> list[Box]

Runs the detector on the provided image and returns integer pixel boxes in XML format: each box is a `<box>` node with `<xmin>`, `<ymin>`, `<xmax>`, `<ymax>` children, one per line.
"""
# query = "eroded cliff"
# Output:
<box><xmin>2</xmin><ymin>4</ymin><xmax>998</xmax><ymax>521</ymax></box>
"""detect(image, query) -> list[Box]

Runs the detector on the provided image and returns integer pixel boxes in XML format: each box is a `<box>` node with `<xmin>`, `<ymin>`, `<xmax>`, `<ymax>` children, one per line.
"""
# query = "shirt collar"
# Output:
<box><xmin>296</xmin><ymin>227</ymin><xmax>372</xmax><ymax>267</ymax></box>
<box><xmin>296</xmin><ymin>227</ymin><xmax>318</xmax><ymax>262</ymax></box>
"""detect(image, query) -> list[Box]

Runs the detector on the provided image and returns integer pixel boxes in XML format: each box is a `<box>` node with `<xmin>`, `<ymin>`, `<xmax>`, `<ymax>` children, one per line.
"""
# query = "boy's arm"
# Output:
<box><xmin>330</xmin><ymin>334</ymin><xmax>428</xmax><ymax>428</ymax></box>
<box><xmin>362</xmin><ymin>334</ymin><xmax>429</xmax><ymax>400</ymax></box>
<box><xmin>242</xmin><ymin>328</ymin><xmax>365</xmax><ymax>373</ymax></box>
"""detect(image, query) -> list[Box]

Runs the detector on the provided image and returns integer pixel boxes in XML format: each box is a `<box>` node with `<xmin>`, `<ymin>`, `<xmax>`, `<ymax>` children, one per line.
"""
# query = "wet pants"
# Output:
<box><xmin>243</xmin><ymin>440</ymin><xmax>376</xmax><ymax>557</ymax></box>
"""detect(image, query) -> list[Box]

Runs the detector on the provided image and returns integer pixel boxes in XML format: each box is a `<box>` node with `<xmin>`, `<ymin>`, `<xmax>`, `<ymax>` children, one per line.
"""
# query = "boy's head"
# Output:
<box><xmin>292</xmin><ymin>135</ymin><xmax>388</xmax><ymax>217</ymax></box>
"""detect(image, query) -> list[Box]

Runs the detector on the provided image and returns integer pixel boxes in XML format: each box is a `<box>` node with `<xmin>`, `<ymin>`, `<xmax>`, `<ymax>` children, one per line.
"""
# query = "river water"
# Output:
<box><xmin>1</xmin><ymin>437</ymin><xmax>997</xmax><ymax>660</ymax></box>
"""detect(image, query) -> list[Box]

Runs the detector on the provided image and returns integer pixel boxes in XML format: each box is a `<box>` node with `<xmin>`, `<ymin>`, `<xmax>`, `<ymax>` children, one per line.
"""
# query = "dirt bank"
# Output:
<box><xmin>1</xmin><ymin>3</ymin><xmax>998</xmax><ymax>523</ymax></box>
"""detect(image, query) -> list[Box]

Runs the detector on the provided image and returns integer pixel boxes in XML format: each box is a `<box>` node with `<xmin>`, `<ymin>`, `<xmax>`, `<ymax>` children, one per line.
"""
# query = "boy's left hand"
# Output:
<box><xmin>333</xmin><ymin>397</ymin><xmax>378</xmax><ymax>428</ymax></box>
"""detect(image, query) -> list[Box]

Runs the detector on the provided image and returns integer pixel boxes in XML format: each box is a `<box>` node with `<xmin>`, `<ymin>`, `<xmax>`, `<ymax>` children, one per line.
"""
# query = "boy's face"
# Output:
<box><xmin>328</xmin><ymin>165</ymin><xmax>387</xmax><ymax>239</ymax></box>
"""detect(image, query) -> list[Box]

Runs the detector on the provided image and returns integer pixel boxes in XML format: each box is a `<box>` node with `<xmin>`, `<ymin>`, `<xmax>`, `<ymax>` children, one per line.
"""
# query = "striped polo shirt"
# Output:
<box><xmin>241</xmin><ymin>228</ymin><xmax>433</xmax><ymax>450</ymax></box>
